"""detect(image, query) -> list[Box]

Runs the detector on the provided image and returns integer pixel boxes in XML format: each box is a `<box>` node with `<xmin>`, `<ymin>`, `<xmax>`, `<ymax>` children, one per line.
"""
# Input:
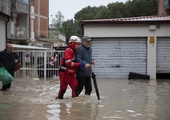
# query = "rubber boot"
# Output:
<box><xmin>7</xmin><ymin>83</ymin><xmax>11</xmax><ymax>89</ymax></box>
<box><xmin>2</xmin><ymin>85</ymin><xmax>7</xmax><ymax>91</ymax></box>
<box><xmin>75</xmin><ymin>86</ymin><xmax>79</xmax><ymax>97</ymax></box>
<box><xmin>58</xmin><ymin>89</ymin><xmax>66</xmax><ymax>99</ymax></box>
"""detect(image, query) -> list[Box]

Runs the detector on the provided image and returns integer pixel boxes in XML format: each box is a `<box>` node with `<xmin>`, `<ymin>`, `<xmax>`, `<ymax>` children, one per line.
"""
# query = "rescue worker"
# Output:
<box><xmin>56</xmin><ymin>36</ymin><xmax>84</xmax><ymax>99</ymax></box>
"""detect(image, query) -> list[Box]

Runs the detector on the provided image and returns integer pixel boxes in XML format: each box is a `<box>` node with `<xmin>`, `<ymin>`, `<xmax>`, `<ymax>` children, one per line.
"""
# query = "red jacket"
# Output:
<box><xmin>59</xmin><ymin>43</ymin><xmax>80</xmax><ymax>74</ymax></box>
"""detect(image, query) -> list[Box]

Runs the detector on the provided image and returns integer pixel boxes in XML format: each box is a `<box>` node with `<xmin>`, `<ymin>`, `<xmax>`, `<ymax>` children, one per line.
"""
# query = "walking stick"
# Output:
<box><xmin>91</xmin><ymin>66</ymin><xmax>100</xmax><ymax>100</ymax></box>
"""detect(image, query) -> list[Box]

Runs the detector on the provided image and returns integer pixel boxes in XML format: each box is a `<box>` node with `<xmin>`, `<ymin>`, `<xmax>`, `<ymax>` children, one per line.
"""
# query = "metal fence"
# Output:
<box><xmin>14</xmin><ymin>50</ymin><xmax>64</xmax><ymax>80</ymax></box>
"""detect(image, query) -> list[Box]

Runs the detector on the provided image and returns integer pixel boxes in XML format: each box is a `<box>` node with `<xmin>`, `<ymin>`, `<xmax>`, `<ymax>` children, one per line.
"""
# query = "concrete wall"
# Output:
<box><xmin>83</xmin><ymin>23</ymin><xmax>170</xmax><ymax>79</ymax></box>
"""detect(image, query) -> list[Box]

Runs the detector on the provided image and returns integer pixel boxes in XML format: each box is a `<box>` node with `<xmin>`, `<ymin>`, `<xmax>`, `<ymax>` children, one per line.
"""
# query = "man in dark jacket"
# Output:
<box><xmin>0</xmin><ymin>43</ymin><xmax>20</xmax><ymax>91</ymax></box>
<box><xmin>76</xmin><ymin>36</ymin><xmax>95</xmax><ymax>96</ymax></box>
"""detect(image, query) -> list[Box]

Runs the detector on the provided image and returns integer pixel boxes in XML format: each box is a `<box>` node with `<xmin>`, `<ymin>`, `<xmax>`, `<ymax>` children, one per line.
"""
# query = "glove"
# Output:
<box><xmin>79</xmin><ymin>61</ymin><xmax>85</xmax><ymax>68</ymax></box>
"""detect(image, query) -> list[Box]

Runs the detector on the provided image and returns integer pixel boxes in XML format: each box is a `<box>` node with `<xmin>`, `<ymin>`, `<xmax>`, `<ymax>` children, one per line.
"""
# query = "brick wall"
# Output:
<box><xmin>158</xmin><ymin>0</ymin><xmax>164</xmax><ymax>15</ymax></box>
<box><xmin>34</xmin><ymin>0</ymin><xmax>49</xmax><ymax>38</ymax></box>
<box><xmin>158</xmin><ymin>0</ymin><xmax>170</xmax><ymax>15</ymax></box>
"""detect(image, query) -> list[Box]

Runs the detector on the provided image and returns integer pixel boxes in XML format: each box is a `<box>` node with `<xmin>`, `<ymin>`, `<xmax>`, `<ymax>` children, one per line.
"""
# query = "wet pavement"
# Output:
<box><xmin>0</xmin><ymin>77</ymin><xmax>170</xmax><ymax>120</ymax></box>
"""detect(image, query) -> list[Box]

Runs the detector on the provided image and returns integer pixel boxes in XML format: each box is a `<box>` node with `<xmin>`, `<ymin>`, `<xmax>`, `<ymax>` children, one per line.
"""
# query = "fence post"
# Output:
<box><xmin>44</xmin><ymin>51</ymin><xmax>47</xmax><ymax>81</ymax></box>
<box><xmin>22</xmin><ymin>51</ymin><xmax>26</xmax><ymax>77</ymax></box>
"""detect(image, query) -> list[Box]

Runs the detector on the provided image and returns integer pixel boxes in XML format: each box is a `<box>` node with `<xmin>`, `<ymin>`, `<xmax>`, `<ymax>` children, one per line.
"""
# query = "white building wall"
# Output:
<box><xmin>83</xmin><ymin>23</ymin><xmax>170</xmax><ymax>79</ymax></box>
<box><xmin>0</xmin><ymin>19</ymin><xmax>6</xmax><ymax>51</ymax></box>
<box><xmin>84</xmin><ymin>24</ymin><xmax>170</xmax><ymax>37</ymax></box>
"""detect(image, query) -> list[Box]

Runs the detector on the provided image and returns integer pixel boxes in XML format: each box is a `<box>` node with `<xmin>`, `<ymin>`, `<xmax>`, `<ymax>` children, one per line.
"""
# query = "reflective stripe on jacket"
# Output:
<box><xmin>60</xmin><ymin>48</ymin><xmax>80</xmax><ymax>74</ymax></box>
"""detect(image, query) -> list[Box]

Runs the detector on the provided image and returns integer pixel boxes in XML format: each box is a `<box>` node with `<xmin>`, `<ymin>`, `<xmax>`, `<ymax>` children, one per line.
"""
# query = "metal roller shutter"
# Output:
<box><xmin>91</xmin><ymin>38</ymin><xmax>147</xmax><ymax>79</ymax></box>
<box><xmin>157</xmin><ymin>37</ymin><xmax>170</xmax><ymax>73</ymax></box>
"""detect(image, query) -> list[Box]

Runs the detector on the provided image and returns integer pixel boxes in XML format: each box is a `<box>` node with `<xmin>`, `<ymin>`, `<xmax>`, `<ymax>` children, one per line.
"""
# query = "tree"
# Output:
<box><xmin>50</xmin><ymin>11</ymin><xmax>64</xmax><ymax>31</ymax></box>
<box><xmin>50</xmin><ymin>0</ymin><xmax>158</xmax><ymax>39</ymax></box>
<box><xmin>107</xmin><ymin>2</ymin><xmax>125</xmax><ymax>18</ymax></box>
<box><xmin>124</xmin><ymin>0</ymin><xmax>158</xmax><ymax>17</ymax></box>
<box><xmin>59</xmin><ymin>19</ymin><xmax>77</xmax><ymax>44</ymax></box>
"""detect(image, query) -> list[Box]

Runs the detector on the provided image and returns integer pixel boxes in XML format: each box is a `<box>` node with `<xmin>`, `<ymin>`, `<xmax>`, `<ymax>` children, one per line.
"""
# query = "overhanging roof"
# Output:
<box><xmin>12</xmin><ymin>44</ymin><xmax>49</xmax><ymax>50</ymax></box>
<box><xmin>81</xmin><ymin>15</ymin><xmax>170</xmax><ymax>24</ymax></box>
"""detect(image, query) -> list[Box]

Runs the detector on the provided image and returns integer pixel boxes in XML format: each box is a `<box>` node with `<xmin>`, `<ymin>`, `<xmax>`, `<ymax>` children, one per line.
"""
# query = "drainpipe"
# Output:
<box><xmin>6</xmin><ymin>16</ymin><xmax>11</xmax><ymax>44</ymax></box>
<box><xmin>48</xmin><ymin>0</ymin><xmax>49</xmax><ymax>38</ymax></box>
<box><xmin>28</xmin><ymin>0</ymin><xmax>31</xmax><ymax>43</ymax></box>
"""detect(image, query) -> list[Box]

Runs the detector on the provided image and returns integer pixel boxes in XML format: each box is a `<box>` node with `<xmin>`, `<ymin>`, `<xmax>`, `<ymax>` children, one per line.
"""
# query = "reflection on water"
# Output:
<box><xmin>0</xmin><ymin>103</ymin><xmax>48</xmax><ymax>120</ymax></box>
<box><xmin>0</xmin><ymin>78</ymin><xmax>170</xmax><ymax>120</ymax></box>
<box><xmin>46</xmin><ymin>102</ymin><xmax>100</xmax><ymax>120</ymax></box>
<box><xmin>155</xmin><ymin>80</ymin><xmax>170</xmax><ymax>120</ymax></box>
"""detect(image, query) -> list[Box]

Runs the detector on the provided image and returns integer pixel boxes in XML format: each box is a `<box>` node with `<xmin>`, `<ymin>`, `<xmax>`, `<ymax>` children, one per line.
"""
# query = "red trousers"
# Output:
<box><xmin>58</xmin><ymin>72</ymin><xmax>78</xmax><ymax>98</ymax></box>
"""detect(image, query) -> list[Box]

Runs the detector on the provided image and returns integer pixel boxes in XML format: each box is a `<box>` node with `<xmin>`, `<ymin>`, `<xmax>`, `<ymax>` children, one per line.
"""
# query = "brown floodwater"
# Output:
<box><xmin>0</xmin><ymin>77</ymin><xmax>170</xmax><ymax>120</ymax></box>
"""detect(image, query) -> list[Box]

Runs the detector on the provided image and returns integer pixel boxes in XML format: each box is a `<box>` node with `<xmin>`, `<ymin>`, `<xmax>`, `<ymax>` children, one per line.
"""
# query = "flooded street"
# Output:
<box><xmin>0</xmin><ymin>78</ymin><xmax>170</xmax><ymax>120</ymax></box>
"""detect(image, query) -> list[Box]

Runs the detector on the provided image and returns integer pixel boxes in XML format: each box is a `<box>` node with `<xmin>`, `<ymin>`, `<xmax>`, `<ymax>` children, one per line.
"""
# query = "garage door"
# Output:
<box><xmin>91</xmin><ymin>38</ymin><xmax>147</xmax><ymax>79</ymax></box>
<box><xmin>157</xmin><ymin>37</ymin><xmax>170</xmax><ymax>73</ymax></box>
